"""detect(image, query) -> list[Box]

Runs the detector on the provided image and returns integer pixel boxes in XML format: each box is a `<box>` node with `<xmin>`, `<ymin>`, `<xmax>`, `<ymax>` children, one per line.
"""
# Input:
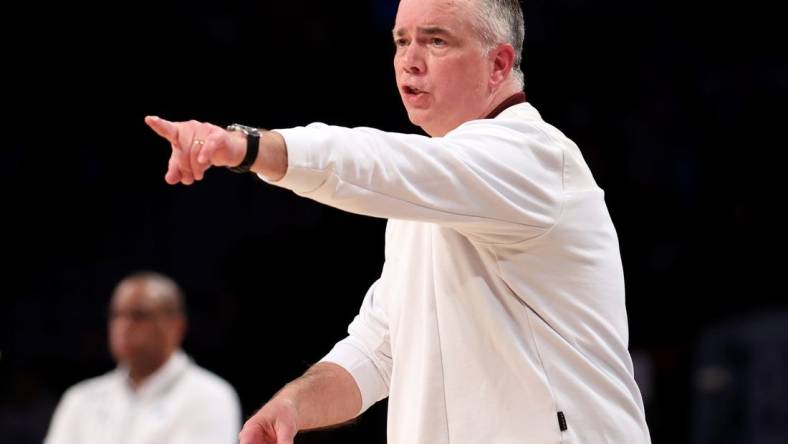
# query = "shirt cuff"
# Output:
<box><xmin>256</xmin><ymin>126</ymin><xmax>331</xmax><ymax>195</ymax></box>
<box><xmin>320</xmin><ymin>337</ymin><xmax>389</xmax><ymax>415</ymax></box>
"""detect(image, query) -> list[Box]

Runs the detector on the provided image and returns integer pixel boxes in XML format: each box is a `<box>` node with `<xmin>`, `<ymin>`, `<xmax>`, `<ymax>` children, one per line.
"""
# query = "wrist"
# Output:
<box><xmin>228</xmin><ymin>131</ymin><xmax>248</xmax><ymax>167</ymax></box>
<box><xmin>225</xmin><ymin>123</ymin><xmax>261</xmax><ymax>173</ymax></box>
<box><xmin>271</xmin><ymin>390</ymin><xmax>303</xmax><ymax>428</ymax></box>
<box><xmin>251</xmin><ymin>130</ymin><xmax>288</xmax><ymax>181</ymax></box>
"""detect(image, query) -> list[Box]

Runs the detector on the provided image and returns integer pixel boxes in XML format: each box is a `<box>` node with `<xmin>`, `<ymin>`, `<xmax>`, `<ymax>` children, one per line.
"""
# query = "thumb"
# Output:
<box><xmin>145</xmin><ymin>115</ymin><xmax>180</xmax><ymax>146</ymax></box>
<box><xmin>276</xmin><ymin>423</ymin><xmax>297</xmax><ymax>444</ymax></box>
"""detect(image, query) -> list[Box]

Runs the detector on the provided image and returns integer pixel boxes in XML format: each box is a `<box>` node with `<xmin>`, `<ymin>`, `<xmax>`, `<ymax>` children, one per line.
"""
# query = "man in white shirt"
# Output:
<box><xmin>145</xmin><ymin>0</ymin><xmax>651</xmax><ymax>443</ymax></box>
<box><xmin>44</xmin><ymin>271</ymin><xmax>241</xmax><ymax>444</ymax></box>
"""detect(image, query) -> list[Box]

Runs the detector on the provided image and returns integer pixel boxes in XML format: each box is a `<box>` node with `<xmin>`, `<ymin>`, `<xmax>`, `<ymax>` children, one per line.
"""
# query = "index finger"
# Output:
<box><xmin>144</xmin><ymin>115</ymin><xmax>180</xmax><ymax>146</ymax></box>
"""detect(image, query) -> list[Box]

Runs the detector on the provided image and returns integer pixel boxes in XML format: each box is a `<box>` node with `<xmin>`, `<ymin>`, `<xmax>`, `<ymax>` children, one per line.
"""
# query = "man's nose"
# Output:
<box><xmin>401</xmin><ymin>44</ymin><xmax>426</xmax><ymax>74</ymax></box>
<box><xmin>111</xmin><ymin>316</ymin><xmax>133</xmax><ymax>332</ymax></box>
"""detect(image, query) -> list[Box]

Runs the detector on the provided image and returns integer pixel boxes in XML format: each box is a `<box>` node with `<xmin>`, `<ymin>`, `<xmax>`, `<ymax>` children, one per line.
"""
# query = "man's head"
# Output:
<box><xmin>108</xmin><ymin>271</ymin><xmax>186</xmax><ymax>382</ymax></box>
<box><xmin>394</xmin><ymin>0</ymin><xmax>525</xmax><ymax>136</ymax></box>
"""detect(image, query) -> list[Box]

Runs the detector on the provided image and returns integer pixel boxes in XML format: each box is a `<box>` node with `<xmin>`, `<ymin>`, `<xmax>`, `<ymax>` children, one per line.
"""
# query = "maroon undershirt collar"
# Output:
<box><xmin>484</xmin><ymin>91</ymin><xmax>527</xmax><ymax>119</ymax></box>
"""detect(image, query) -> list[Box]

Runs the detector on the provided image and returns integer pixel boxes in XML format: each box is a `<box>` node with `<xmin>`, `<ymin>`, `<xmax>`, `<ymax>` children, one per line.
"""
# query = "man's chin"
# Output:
<box><xmin>110</xmin><ymin>343</ymin><xmax>140</xmax><ymax>361</ymax></box>
<box><xmin>405</xmin><ymin>107</ymin><xmax>430</xmax><ymax>126</ymax></box>
<box><xmin>407</xmin><ymin>110</ymin><xmax>448</xmax><ymax>136</ymax></box>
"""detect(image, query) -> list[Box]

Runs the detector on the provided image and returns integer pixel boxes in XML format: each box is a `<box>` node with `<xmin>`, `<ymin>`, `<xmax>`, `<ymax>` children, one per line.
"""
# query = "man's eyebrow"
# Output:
<box><xmin>418</xmin><ymin>26</ymin><xmax>453</xmax><ymax>36</ymax></box>
<box><xmin>392</xmin><ymin>26</ymin><xmax>454</xmax><ymax>38</ymax></box>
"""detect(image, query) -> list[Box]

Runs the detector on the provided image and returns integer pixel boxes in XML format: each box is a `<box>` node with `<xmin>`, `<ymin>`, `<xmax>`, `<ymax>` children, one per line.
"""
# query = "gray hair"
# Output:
<box><xmin>116</xmin><ymin>270</ymin><xmax>186</xmax><ymax>315</ymax></box>
<box><xmin>471</xmin><ymin>0</ymin><xmax>526</xmax><ymax>88</ymax></box>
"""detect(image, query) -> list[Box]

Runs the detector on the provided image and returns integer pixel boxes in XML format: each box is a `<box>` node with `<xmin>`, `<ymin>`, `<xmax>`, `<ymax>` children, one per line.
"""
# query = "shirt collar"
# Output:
<box><xmin>120</xmin><ymin>350</ymin><xmax>190</xmax><ymax>400</ymax></box>
<box><xmin>484</xmin><ymin>91</ymin><xmax>527</xmax><ymax>119</ymax></box>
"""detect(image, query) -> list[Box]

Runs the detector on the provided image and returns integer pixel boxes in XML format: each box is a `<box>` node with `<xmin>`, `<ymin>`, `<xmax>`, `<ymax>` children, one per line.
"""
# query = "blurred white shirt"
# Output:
<box><xmin>44</xmin><ymin>350</ymin><xmax>240</xmax><ymax>444</ymax></box>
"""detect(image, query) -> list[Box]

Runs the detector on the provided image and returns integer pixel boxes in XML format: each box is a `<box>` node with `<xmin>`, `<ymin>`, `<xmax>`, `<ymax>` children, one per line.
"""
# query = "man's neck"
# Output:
<box><xmin>483</xmin><ymin>85</ymin><xmax>526</xmax><ymax>119</ymax></box>
<box><xmin>127</xmin><ymin>356</ymin><xmax>169</xmax><ymax>390</ymax></box>
<box><xmin>485</xmin><ymin>91</ymin><xmax>527</xmax><ymax>119</ymax></box>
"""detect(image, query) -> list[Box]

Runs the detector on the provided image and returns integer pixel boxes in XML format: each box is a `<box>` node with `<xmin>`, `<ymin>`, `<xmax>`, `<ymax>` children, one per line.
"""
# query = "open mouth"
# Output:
<box><xmin>403</xmin><ymin>85</ymin><xmax>426</xmax><ymax>95</ymax></box>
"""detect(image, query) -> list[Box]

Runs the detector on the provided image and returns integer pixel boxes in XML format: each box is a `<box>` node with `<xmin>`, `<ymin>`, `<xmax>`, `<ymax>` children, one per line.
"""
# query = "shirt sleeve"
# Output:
<box><xmin>263</xmin><ymin>119</ymin><xmax>565</xmax><ymax>244</ymax></box>
<box><xmin>320</xmin><ymin>280</ymin><xmax>392</xmax><ymax>415</ymax></box>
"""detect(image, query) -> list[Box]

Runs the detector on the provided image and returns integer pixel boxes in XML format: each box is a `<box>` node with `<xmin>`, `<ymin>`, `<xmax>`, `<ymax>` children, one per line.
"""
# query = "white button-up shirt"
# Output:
<box><xmin>45</xmin><ymin>350</ymin><xmax>241</xmax><ymax>444</ymax></box>
<box><xmin>268</xmin><ymin>101</ymin><xmax>651</xmax><ymax>444</ymax></box>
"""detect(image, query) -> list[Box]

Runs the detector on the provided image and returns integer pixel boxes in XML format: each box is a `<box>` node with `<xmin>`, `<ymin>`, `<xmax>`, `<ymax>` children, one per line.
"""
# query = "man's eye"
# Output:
<box><xmin>395</xmin><ymin>39</ymin><xmax>408</xmax><ymax>47</ymax></box>
<box><xmin>431</xmin><ymin>38</ymin><xmax>446</xmax><ymax>47</ymax></box>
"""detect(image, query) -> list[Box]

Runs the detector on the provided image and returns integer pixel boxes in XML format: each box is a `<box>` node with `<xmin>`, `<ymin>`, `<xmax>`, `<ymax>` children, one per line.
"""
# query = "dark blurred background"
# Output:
<box><xmin>2</xmin><ymin>0</ymin><xmax>787</xmax><ymax>443</ymax></box>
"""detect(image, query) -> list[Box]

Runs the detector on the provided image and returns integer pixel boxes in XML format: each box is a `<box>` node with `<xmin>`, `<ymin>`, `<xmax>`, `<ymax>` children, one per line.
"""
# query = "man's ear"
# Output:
<box><xmin>171</xmin><ymin>315</ymin><xmax>188</xmax><ymax>346</ymax></box>
<box><xmin>490</xmin><ymin>43</ymin><xmax>516</xmax><ymax>86</ymax></box>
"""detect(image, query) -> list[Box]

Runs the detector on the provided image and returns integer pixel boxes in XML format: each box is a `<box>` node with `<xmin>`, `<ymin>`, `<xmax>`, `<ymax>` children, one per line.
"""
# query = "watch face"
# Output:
<box><xmin>228</xmin><ymin>123</ymin><xmax>259</xmax><ymax>135</ymax></box>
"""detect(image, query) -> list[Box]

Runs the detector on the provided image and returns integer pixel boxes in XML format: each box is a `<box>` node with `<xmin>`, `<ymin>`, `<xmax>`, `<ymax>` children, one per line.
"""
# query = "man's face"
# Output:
<box><xmin>394</xmin><ymin>0</ymin><xmax>493</xmax><ymax>136</ymax></box>
<box><xmin>108</xmin><ymin>280</ymin><xmax>181</xmax><ymax>370</ymax></box>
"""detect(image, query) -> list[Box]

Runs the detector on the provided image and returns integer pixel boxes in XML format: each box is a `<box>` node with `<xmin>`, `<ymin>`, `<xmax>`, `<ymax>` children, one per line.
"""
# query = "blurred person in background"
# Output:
<box><xmin>44</xmin><ymin>271</ymin><xmax>241</xmax><ymax>444</ymax></box>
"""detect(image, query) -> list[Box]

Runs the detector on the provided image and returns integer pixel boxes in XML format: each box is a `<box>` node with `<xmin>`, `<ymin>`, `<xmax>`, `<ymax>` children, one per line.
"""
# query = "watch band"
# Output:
<box><xmin>226</xmin><ymin>124</ymin><xmax>260</xmax><ymax>174</ymax></box>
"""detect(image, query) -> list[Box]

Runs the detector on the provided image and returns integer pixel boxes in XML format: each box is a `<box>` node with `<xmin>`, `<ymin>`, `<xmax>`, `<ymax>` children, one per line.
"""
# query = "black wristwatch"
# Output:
<box><xmin>226</xmin><ymin>123</ymin><xmax>261</xmax><ymax>173</ymax></box>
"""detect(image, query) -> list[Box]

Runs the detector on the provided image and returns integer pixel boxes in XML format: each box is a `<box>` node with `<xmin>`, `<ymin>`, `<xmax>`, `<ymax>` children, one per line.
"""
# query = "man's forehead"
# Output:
<box><xmin>111</xmin><ymin>280</ymin><xmax>164</xmax><ymax>309</ymax></box>
<box><xmin>393</xmin><ymin>0</ymin><xmax>472</xmax><ymax>34</ymax></box>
